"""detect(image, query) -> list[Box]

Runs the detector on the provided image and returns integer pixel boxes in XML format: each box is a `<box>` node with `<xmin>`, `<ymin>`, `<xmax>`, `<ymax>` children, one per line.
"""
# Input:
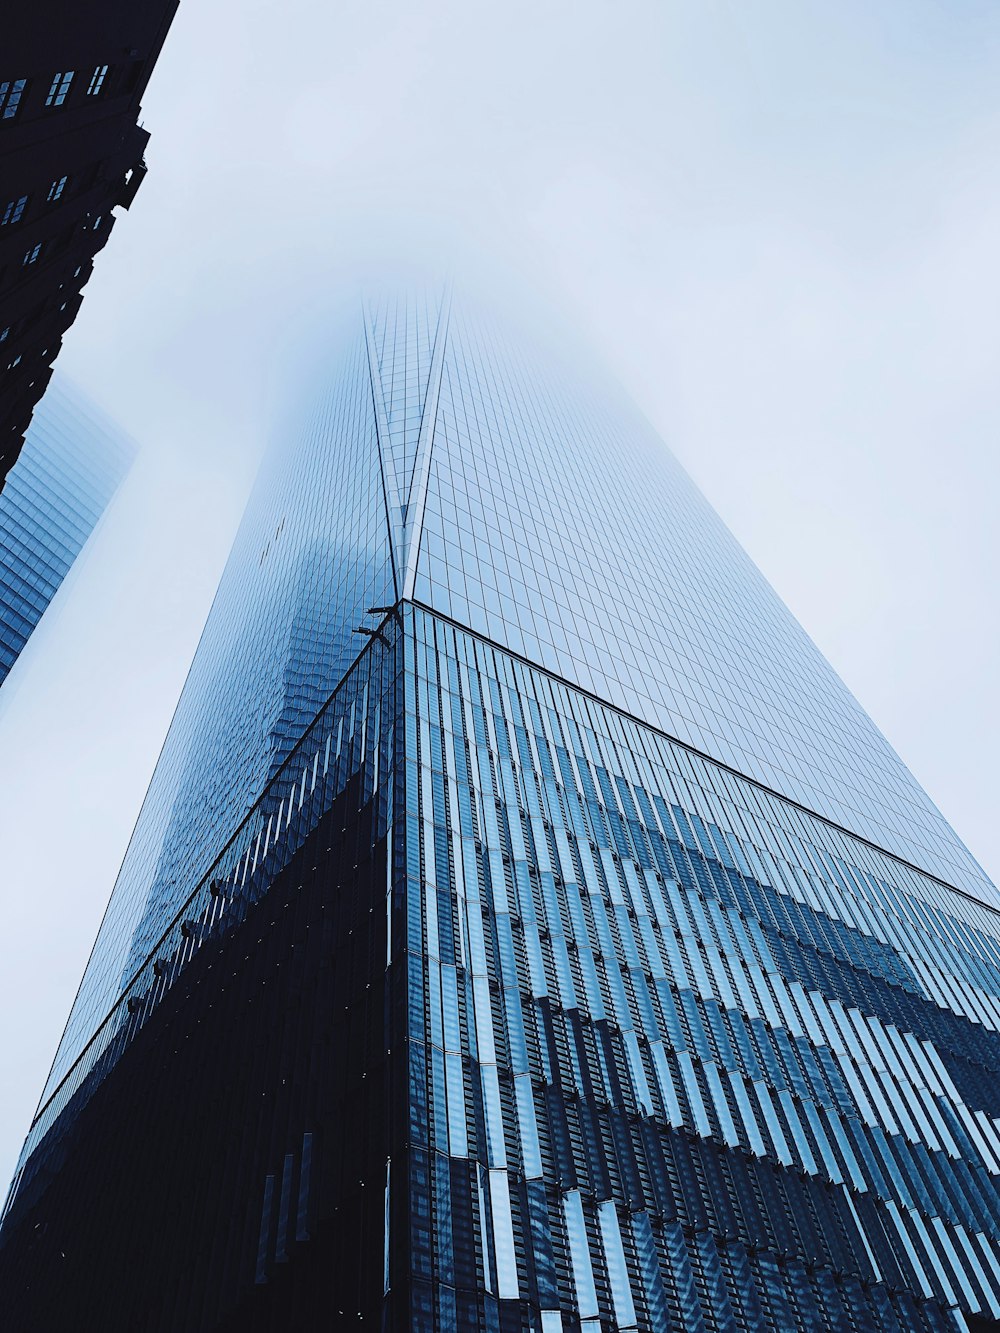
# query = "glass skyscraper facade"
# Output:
<box><xmin>0</xmin><ymin>376</ymin><xmax>133</xmax><ymax>687</ymax></box>
<box><xmin>3</xmin><ymin>290</ymin><xmax>1000</xmax><ymax>1333</ymax></box>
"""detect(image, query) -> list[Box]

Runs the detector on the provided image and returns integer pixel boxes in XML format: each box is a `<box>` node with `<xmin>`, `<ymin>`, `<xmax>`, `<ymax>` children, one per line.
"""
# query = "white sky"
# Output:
<box><xmin>1</xmin><ymin>0</ymin><xmax>998</xmax><ymax>1194</ymax></box>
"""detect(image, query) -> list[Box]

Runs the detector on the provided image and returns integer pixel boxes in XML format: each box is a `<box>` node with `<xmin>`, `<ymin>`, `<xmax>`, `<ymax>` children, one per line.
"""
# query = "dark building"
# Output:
<box><xmin>3</xmin><ymin>290</ymin><xmax>1000</xmax><ymax>1332</ymax></box>
<box><xmin>0</xmin><ymin>0</ymin><xmax>178</xmax><ymax>487</ymax></box>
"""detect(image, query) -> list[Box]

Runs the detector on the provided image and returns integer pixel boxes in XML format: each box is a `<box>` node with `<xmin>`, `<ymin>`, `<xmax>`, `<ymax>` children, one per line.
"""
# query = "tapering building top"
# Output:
<box><xmin>38</xmin><ymin>287</ymin><xmax>993</xmax><ymax>1116</ymax></box>
<box><xmin>7</xmin><ymin>285</ymin><xmax>1000</xmax><ymax>1333</ymax></box>
<box><xmin>368</xmin><ymin>291</ymin><xmax>990</xmax><ymax>900</ymax></box>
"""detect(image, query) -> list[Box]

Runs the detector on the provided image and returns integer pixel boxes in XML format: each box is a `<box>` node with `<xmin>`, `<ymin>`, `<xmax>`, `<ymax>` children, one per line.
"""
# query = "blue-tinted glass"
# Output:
<box><xmin>42</xmin><ymin>324</ymin><xmax>397</xmax><ymax>1091</ymax></box>
<box><xmin>0</xmin><ymin>378</ymin><xmax>133</xmax><ymax>686</ymax></box>
<box><xmin>9</xmin><ymin>288</ymin><xmax>1000</xmax><ymax>1333</ymax></box>
<box><xmin>412</xmin><ymin>299</ymin><xmax>991</xmax><ymax>903</ymax></box>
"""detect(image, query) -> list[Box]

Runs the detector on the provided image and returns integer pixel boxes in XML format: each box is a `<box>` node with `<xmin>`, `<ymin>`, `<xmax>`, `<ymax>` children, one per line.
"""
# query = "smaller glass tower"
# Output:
<box><xmin>0</xmin><ymin>376</ymin><xmax>134</xmax><ymax>686</ymax></box>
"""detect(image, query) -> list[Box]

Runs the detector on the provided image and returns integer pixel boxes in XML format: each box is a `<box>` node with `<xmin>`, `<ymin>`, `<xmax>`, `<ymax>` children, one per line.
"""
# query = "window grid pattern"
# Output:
<box><xmin>11</xmin><ymin>604</ymin><xmax>1000</xmax><ymax>1329</ymax></box>
<box><xmin>44</xmin><ymin>325</ymin><xmax>397</xmax><ymax>1099</ymax></box>
<box><xmin>367</xmin><ymin>289</ymin><xmax>441</xmax><ymax>508</ymax></box>
<box><xmin>46</xmin><ymin>175</ymin><xmax>68</xmax><ymax>202</ymax></box>
<box><xmin>86</xmin><ymin>64</ymin><xmax>109</xmax><ymax>96</ymax></box>
<box><xmin>0</xmin><ymin>382</ymin><xmax>133</xmax><ymax>683</ymax></box>
<box><xmin>40</xmin><ymin>285</ymin><xmax>995</xmax><ymax>1200</ymax></box>
<box><xmin>11</xmin><ymin>618</ymin><xmax>397</xmax><ymax>1196</ymax></box>
<box><xmin>413</xmin><ymin>300</ymin><xmax>991</xmax><ymax>903</ymax></box>
<box><xmin>1</xmin><ymin>195</ymin><xmax>27</xmax><ymax>225</ymax></box>
<box><xmin>0</xmin><ymin>79</ymin><xmax>26</xmax><ymax>119</ymax></box>
<box><xmin>9</xmin><ymin>292</ymin><xmax>1000</xmax><ymax>1330</ymax></box>
<box><xmin>400</xmin><ymin>606</ymin><xmax>1000</xmax><ymax>1330</ymax></box>
<box><xmin>45</xmin><ymin>71</ymin><xmax>73</xmax><ymax>107</ymax></box>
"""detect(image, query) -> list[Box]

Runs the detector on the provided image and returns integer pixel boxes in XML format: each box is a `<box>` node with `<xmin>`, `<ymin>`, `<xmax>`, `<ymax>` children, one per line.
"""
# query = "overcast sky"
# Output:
<box><xmin>1</xmin><ymin>0</ymin><xmax>998</xmax><ymax>1195</ymax></box>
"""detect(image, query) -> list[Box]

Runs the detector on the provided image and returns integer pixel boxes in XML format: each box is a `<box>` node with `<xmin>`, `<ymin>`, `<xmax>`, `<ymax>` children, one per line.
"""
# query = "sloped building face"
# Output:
<box><xmin>0</xmin><ymin>376</ymin><xmax>133</xmax><ymax>685</ymax></box>
<box><xmin>4</xmin><ymin>291</ymin><xmax>1000</xmax><ymax>1331</ymax></box>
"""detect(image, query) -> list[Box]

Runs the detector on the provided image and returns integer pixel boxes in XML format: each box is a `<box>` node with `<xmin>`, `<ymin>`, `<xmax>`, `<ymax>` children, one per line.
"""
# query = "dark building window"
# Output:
<box><xmin>86</xmin><ymin>65</ymin><xmax>109</xmax><ymax>97</ymax></box>
<box><xmin>22</xmin><ymin>243</ymin><xmax>42</xmax><ymax>266</ymax></box>
<box><xmin>0</xmin><ymin>327</ymin><xmax>9</xmax><ymax>342</ymax></box>
<box><xmin>47</xmin><ymin>176</ymin><xmax>68</xmax><ymax>203</ymax></box>
<box><xmin>45</xmin><ymin>72</ymin><xmax>74</xmax><ymax>108</ymax></box>
<box><xmin>1</xmin><ymin>195</ymin><xmax>28</xmax><ymax>226</ymax></box>
<box><xmin>0</xmin><ymin>79</ymin><xmax>27</xmax><ymax>120</ymax></box>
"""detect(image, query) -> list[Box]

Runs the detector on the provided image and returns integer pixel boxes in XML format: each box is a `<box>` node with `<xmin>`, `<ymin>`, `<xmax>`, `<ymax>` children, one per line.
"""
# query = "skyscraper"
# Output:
<box><xmin>3</xmin><ymin>289</ymin><xmax>1000</xmax><ymax>1332</ymax></box>
<box><xmin>0</xmin><ymin>375</ymin><xmax>133</xmax><ymax>688</ymax></box>
<box><xmin>0</xmin><ymin>0</ymin><xmax>179</xmax><ymax>487</ymax></box>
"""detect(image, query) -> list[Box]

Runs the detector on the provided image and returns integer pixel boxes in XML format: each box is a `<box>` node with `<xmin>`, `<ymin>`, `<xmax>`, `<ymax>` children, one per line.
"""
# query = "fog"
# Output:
<box><xmin>1</xmin><ymin>0</ymin><xmax>997</xmax><ymax>1193</ymax></box>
